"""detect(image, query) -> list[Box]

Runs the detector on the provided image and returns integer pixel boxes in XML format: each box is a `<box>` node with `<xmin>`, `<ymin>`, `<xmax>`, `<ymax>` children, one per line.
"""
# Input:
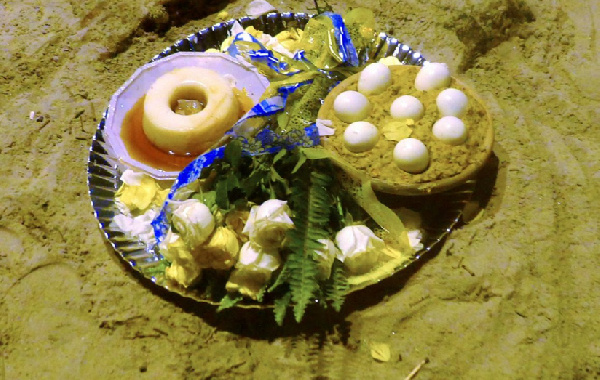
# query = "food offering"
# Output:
<box><xmin>88</xmin><ymin>10</ymin><xmax>485</xmax><ymax>324</ymax></box>
<box><xmin>318</xmin><ymin>62</ymin><xmax>494</xmax><ymax>195</ymax></box>
<box><xmin>104</xmin><ymin>52</ymin><xmax>270</xmax><ymax>180</ymax></box>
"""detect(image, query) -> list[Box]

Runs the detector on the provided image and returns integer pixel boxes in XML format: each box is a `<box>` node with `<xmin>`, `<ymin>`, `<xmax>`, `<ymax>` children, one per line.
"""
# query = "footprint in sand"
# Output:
<box><xmin>2</xmin><ymin>263</ymin><xmax>97</xmax><ymax>378</ymax></box>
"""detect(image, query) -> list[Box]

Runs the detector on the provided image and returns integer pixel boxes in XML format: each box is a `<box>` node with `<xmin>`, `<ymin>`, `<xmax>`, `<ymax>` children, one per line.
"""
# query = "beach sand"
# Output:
<box><xmin>1</xmin><ymin>0</ymin><xmax>599</xmax><ymax>378</ymax></box>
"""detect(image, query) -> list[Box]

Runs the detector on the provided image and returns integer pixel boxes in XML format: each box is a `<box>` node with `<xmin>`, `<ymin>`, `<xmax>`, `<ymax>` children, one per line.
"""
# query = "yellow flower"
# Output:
<box><xmin>225</xmin><ymin>209</ymin><xmax>250</xmax><ymax>241</ymax></box>
<box><xmin>115</xmin><ymin>170</ymin><xmax>166</xmax><ymax>213</ymax></box>
<box><xmin>159</xmin><ymin>230</ymin><xmax>202</xmax><ymax>288</ymax></box>
<box><xmin>158</xmin><ymin>230</ymin><xmax>192</xmax><ymax>264</ymax></box>
<box><xmin>165</xmin><ymin>261</ymin><xmax>202</xmax><ymax>288</ymax></box>
<box><xmin>225</xmin><ymin>241</ymin><xmax>281</xmax><ymax>300</ymax></box>
<box><xmin>195</xmin><ymin>227</ymin><xmax>240</xmax><ymax>270</ymax></box>
<box><xmin>275</xmin><ymin>28</ymin><xmax>303</xmax><ymax>52</ymax></box>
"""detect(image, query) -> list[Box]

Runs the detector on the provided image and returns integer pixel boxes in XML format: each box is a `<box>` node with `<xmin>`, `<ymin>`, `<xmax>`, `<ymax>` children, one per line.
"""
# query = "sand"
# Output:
<box><xmin>1</xmin><ymin>0</ymin><xmax>599</xmax><ymax>378</ymax></box>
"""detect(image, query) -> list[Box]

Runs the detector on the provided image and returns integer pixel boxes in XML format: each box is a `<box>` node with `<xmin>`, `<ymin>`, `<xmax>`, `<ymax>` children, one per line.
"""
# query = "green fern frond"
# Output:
<box><xmin>274</xmin><ymin>291</ymin><xmax>292</xmax><ymax>326</ymax></box>
<box><xmin>217</xmin><ymin>293</ymin><xmax>243</xmax><ymax>312</ymax></box>
<box><xmin>325</xmin><ymin>261</ymin><xmax>349</xmax><ymax>312</ymax></box>
<box><xmin>286</xmin><ymin>167</ymin><xmax>334</xmax><ymax>322</ymax></box>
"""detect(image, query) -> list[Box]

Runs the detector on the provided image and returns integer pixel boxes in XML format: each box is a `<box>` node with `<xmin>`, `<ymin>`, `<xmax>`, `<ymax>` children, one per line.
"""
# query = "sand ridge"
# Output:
<box><xmin>1</xmin><ymin>0</ymin><xmax>599</xmax><ymax>378</ymax></box>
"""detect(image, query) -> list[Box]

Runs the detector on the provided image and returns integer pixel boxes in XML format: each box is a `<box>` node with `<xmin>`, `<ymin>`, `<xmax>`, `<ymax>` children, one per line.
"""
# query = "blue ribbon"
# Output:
<box><xmin>151</xmin><ymin>13</ymin><xmax>359</xmax><ymax>247</ymax></box>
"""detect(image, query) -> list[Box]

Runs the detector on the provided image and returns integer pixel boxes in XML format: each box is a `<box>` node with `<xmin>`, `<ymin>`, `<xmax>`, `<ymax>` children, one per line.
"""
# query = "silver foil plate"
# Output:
<box><xmin>87</xmin><ymin>12</ymin><xmax>473</xmax><ymax>308</ymax></box>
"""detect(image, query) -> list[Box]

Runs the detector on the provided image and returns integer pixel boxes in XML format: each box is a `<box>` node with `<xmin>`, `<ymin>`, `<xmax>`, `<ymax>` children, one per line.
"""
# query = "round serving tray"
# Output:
<box><xmin>87</xmin><ymin>12</ymin><xmax>475</xmax><ymax>308</ymax></box>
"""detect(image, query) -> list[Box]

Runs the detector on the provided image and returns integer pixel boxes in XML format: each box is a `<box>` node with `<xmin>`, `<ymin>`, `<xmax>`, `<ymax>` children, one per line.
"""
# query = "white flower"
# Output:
<box><xmin>313</xmin><ymin>239</ymin><xmax>340</xmax><ymax>280</ymax></box>
<box><xmin>407</xmin><ymin>230</ymin><xmax>423</xmax><ymax>251</ymax></box>
<box><xmin>112</xmin><ymin>209</ymin><xmax>158</xmax><ymax>246</ymax></box>
<box><xmin>171</xmin><ymin>199</ymin><xmax>215</xmax><ymax>248</ymax></box>
<box><xmin>396</xmin><ymin>207</ymin><xmax>424</xmax><ymax>251</ymax></box>
<box><xmin>242</xmin><ymin>199</ymin><xmax>294</xmax><ymax>248</ymax></box>
<box><xmin>226</xmin><ymin>241</ymin><xmax>282</xmax><ymax>300</ymax></box>
<box><xmin>237</xmin><ymin>241</ymin><xmax>281</xmax><ymax>271</ymax></box>
<box><xmin>335</xmin><ymin>225</ymin><xmax>385</xmax><ymax>274</ymax></box>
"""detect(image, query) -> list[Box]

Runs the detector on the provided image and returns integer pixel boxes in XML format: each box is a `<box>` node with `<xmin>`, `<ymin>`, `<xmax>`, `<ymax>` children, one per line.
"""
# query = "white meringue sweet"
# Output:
<box><xmin>415</xmin><ymin>62</ymin><xmax>452</xmax><ymax>91</ymax></box>
<box><xmin>357</xmin><ymin>62</ymin><xmax>392</xmax><ymax>95</ymax></box>
<box><xmin>333</xmin><ymin>90</ymin><xmax>372</xmax><ymax>123</ymax></box>
<box><xmin>392</xmin><ymin>138</ymin><xmax>430</xmax><ymax>173</ymax></box>
<box><xmin>343</xmin><ymin>121</ymin><xmax>379</xmax><ymax>153</ymax></box>
<box><xmin>432</xmin><ymin>116</ymin><xmax>467</xmax><ymax>145</ymax></box>
<box><xmin>436</xmin><ymin>88</ymin><xmax>468</xmax><ymax>117</ymax></box>
<box><xmin>390</xmin><ymin>95</ymin><xmax>424</xmax><ymax>121</ymax></box>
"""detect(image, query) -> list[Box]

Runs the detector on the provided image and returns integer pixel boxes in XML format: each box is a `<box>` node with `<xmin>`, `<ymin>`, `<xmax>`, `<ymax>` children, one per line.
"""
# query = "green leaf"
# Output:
<box><xmin>141</xmin><ymin>259</ymin><xmax>170</xmax><ymax>278</ymax></box>
<box><xmin>325</xmin><ymin>260</ymin><xmax>349</xmax><ymax>312</ymax></box>
<box><xmin>217</xmin><ymin>293</ymin><xmax>243</xmax><ymax>312</ymax></box>
<box><xmin>273</xmin><ymin>291</ymin><xmax>292</xmax><ymax>326</ymax></box>
<box><xmin>273</xmin><ymin>147</ymin><xmax>287</xmax><ymax>164</ymax></box>
<box><xmin>193</xmin><ymin>190</ymin><xmax>217</xmax><ymax>210</ymax></box>
<box><xmin>300</xmin><ymin>147</ymin><xmax>330</xmax><ymax>160</ymax></box>
<box><xmin>291</xmin><ymin>153</ymin><xmax>307</xmax><ymax>174</ymax></box>
<box><xmin>224</xmin><ymin>139</ymin><xmax>242</xmax><ymax>169</ymax></box>
<box><xmin>286</xmin><ymin>165</ymin><xmax>334</xmax><ymax>322</ymax></box>
<box><xmin>215</xmin><ymin>178</ymin><xmax>230</xmax><ymax>209</ymax></box>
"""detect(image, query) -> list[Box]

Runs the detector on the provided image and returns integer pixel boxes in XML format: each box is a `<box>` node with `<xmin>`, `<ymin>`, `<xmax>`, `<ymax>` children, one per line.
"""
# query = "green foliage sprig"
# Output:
<box><xmin>195</xmin><ymin>141</ymin><xmax>351</xmax><ymax>324</ymax></box>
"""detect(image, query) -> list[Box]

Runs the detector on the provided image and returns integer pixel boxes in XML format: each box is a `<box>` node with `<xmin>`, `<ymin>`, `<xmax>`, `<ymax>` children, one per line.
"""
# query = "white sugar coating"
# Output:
<box><xmin>333</xmin><ymin>90</ymin><xmax>371</xmax><ymax>123</ymax></box>
<box><xmin>437</xmin><ymin>88</ymin><xmax>468</xmax><ymax>117</ymax></box>
<box><xmin>415</xmin><ymin>62</ymin><xmax>452</xmax><ymax>91</ymax></box>
<box><xmin>344</xmin><ymin>121</ymin><xmax>379</xmax><ymax>153</ymax></box>
<box><xmin>390</xmin><ymin>95</ymin><xmax>424</xmax><ymax>120</ymax></box>
<box><xmin>432</xmin><ymin>116</ymin><xmax>467</xmax><ymax>145</ymax></box>
<box><xmin>357</xmin><ymin>62</ymin><xmax>392</xmax><ymax>95</ymax></box>
<box><xmin>393</xmin><ymin>138</ymin><xmax>430</xmax><ymax>173</ymax></box>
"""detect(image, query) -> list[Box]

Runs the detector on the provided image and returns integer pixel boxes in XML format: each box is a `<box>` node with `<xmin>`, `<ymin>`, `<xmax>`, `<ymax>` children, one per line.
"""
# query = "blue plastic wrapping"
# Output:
<box><xmin>151</xmin><ymin>13</ymin><xmax>360</xmax><ymax>246</ymax></box>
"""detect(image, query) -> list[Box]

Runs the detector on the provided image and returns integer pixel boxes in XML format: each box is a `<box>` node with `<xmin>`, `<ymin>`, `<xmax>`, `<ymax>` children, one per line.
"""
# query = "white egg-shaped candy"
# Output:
<box><xmin>432</xmin><ymin>116</ymin><xmax>467</xmax><ymax>145</ymax></box>
<box><xmin>415</xmin><ymin>62</ymin><xmax>451</xmax><ymax>91</ymax></box>
<box><xmin>436</xmin><ymin>88</ymin><xmax>468</xmax><ymax>117</ymax></box>
<box><xmin>333</xmin><ymin>91</ymin><xmax>371</xmax><ymax>123</ymax></box>
<box><xmin>357</xmin><ymin>62</ymin><xmax>392</xmax><ymax>95</ymax></box>
<box><xmin>344</xmin><ymin>122</ymin><xmax>379</xmax><ymax>153</ymax></box>
<box><xmin>390</xmin><ymin>95</ymin><xmax>424</xmax><ymax>120</ymax></box>
<box><xmin>393</xmin><ymin>138</ymin><xmax>430</xmax><ymax>173</ymax></box>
